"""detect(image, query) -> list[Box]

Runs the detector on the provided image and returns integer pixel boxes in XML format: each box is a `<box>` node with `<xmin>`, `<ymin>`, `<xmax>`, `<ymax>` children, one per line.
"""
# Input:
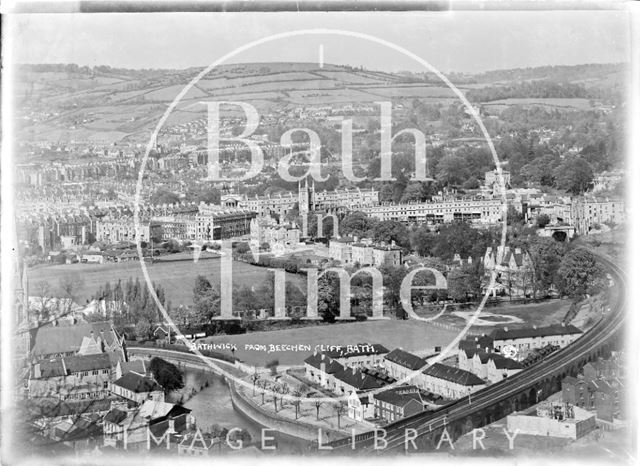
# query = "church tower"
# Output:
<box><xmin>298</xmin><ymin>177</ymin><xmax>311</xmax><ymax>215</ymax></box>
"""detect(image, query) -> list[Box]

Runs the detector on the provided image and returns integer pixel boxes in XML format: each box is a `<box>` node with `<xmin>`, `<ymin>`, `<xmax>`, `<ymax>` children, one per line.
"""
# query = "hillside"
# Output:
<box><xmin>15</xmin><ymin>62</ymin><xmax>625</xmax><ymax>145</ymax></box>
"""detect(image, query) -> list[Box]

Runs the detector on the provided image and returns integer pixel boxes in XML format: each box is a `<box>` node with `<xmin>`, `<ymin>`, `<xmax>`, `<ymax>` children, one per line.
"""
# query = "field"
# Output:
<box><xmin>482</xmin><ymin>97</ymin><xmax>593</xmax><ymax>110</ymax></box>
<box><xmin>416</xmin><ymin>299</ymin><xmax>572</xmax><ymax>332</ymax></box>
<box><xmin>200</xmin><ymin>319</ymin><xmax>459</xmax><ymax>366</ymax></box>
<box><xmin>27</xmin><ymin>256</ymin><xmax>303</xmax><ymax>307</ymax></box>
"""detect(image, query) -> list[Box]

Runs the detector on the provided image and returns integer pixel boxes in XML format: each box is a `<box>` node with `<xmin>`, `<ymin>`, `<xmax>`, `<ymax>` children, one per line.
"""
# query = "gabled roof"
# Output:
<box><xmin>422</xmin><ymin>363</ymin><xmax>485</xmax><ymax>386</ymax></box>
<box><xmin>491</xmin><ymin>324</ymin><xmax>582</xmax><ymax>341</ymax></box>
<box><xmin>459</xmin><ymin>335</ymin><xmax>494</xmax><ymax>352</ymax></box>
<box><xmin>138</xmin><ymin>400</ymin><xmax>191</xmax><ymax>421</ymax></box>
<box><xmin>464</xmin><ymin>347</ymin><xmax>523</xmax><ymax>370</ymax></box>
<box><xmin>33</xmin><ymin>359</ymin><xmax>66</xmax><ymax>378</ymax></box>
<box><xmin>373</xmin><ymin>385</ymin><xmax>424</xmax><ymax>407</ymax></box>
<box><xmin>63</xmin><ymin>353</ymin><xmax>113</xmax><ymax>373</ymax></box>
<box><xmin>113</xmin><ymin>372</ymin><xmax>162</xmax><ymax>394</ymax></box>
<box><xmin>384</xmin><ymin>349</ymin><xmax>425</xmax><ymax>371</ymax></box>
<box><xmin>323</xmin><ymin>343</ymin><xmax>389</xmax><ymax>359</ymax></box>
<box><xmin>30</xmin><ymin>321</ymin><xmax>120</xmax><ymax>357</ymax></box>
<box><xmin>104</xmin><ymin>408</ymin><xmax>129</xmax><ymax>425</ymax></box>
<box><xmin>118</xmin><ymin>359</ymin><xmax>146</xmax><ymax>375</ymax></box>
<box><xmin>303</xmin><ymin>353</ymin><xmax>344</xmax><ymax>374</ymax></box>
<box><xmin>333</xmin><ymin>367</ymin><xmax>383</xmax><ymax>391</ymax></box>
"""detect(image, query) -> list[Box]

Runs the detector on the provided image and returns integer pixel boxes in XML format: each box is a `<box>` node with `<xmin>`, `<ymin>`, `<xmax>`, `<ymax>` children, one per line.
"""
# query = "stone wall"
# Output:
<box><xmin>228</xmin><ymin>380</ymin><xmax>344</xmax><ymax>445</ymax></box>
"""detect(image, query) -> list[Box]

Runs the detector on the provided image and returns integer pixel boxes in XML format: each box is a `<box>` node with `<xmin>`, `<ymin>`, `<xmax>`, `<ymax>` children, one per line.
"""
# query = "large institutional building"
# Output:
<box><xmin>361</xmin><ymin>198</ymin><xmax>503</xmax><ymax>224</ymax></box>
<box><xmin>221</xmin><ymin>178</ymin><xmax>379</xmax><ymax>217</ymax></box>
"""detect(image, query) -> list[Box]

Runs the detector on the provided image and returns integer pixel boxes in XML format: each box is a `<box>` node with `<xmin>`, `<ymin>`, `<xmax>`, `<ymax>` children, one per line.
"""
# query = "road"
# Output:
<box><xmin>328</xmin><ymin>251</ymin><xmax>626</xmax><ymax>452</ymax></box>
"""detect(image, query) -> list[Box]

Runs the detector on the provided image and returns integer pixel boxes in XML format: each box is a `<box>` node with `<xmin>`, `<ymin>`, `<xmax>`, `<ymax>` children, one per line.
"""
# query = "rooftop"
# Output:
<box><xmin>384</xmin><ymin>348</ymin><xmax>426</xmax><ymax>371</ymax></box>
<box><xmin>423</xmin><ymin>363</ymin><xmax>486</xmax><ymax>386</ymax></box>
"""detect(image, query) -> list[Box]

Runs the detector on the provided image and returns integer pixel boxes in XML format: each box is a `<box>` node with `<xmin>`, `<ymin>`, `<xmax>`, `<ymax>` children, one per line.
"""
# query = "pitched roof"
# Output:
<box><xmin>118</xmin><ymin>359</ymin><xmax>146</xmax><ymax>375</ymax></box>
<box><xmin>333</xmin><ymin>367</ymin><xmax>383</xmax><ymax>391</ymax></box>
<box><xmin>33</xmin><ymin>359</ymin><xmax>66</xmax><ymax>378</ymax></box>
<box><xmin>464</xmin><ymin>348</ymin><xmax>523</xmax><ymax>370</ymax></box>
<box><xmin>113</xmin><ymin>372</ymin><xmax>162</xmax><ymax>394</ymax></box>
<box><xmin>30</xmin><ymin>321</ymin><xmax>120</xmax><ymax>357</ymax></box>
<box><xmin>422</xmin><ymin>363</ymin><xmax>485</xmax><ymax>386</ymax></box>
<box><xmin>373</xmin><ymin>385</ymin><xmax>424</xmax><ymax>407</ymax></box>
<box><xmin>491</xmin><ymin>324</ymin><xmax>582</xmax><ymax>341</ymax></box>
<box><xmin>104</xmin><ymin>408</ymin><xmax>129</xmax><ymax>425</ymax></box>
<box><xmin>138</xmin><ymin>400</ymin><xmax>191</xmax><ymax>420</ymax></box>
<box><xmin>323</xmin><ymin>343</ymin><xmax>389</xmax><ymax>359</ymax></box>
<box><xmin>63</xmin><ymin>353</ymin><xmax>113</xmax><ymax>373</ymax></box>
<box><xmin>384</xmin><ymin>349</ymin><xmax>426</xmax><ymax>371</ymax></box>
<box><xmin>303</xmin><ymin>353</ymin><xmax>344</xmax><ymax>374</ymax></box>
<box><xmin>459</xmin><ymin>335</ymin><xmax>495</xmax><ymax>352</ymax></box>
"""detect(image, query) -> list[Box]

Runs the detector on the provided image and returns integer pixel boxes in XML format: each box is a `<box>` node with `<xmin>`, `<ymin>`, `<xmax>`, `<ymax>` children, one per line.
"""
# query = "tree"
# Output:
<box><xmin>135</xmin><ymin>319</ymin><xmax>152</xmax><ymax>340</ymax></box>
<box><xmin>193</xmin><ymin>275</ymin><xmax>220</xmax><ymax>322</ymax></box>
<box><xmin>410</xmin><ymin>225</ymin><xmax>435</xmax><ymax>257</ymax></box>
<box><xmin>339</xmin><ymin>211</ymin><xmax>376</xmax><ymax>238</ymax></box>
<box><xmin>372</xmin><ymin>221</ymin><xmax>409</xmax><ymax>247</ymax></box>
<box><xmin>150</xmin><ymin>188</ymin><xmax>180</xmax><ymax>205</ymax></box>
<box><xmin>507</xmin><ymin>205</ymin><xmax>524</xmax><ymax>226</ymax></box>
<box><xmin>435</xmin><ymin>156</ymin><xmax>469</xmax><ymax>186</ymax></box>
<box><xmin>315</xmin><ymin>400</ymin><xmax>323</xmax><ymax>420</ymax></box>
<box><xmin>556</xmin><ymin>249</ymin><xmax>607</xmax><ymax>300</ymax></box>
<box><xmin>266</xmin><ymin>359</ymin><xmax>279</xmax><ymax>376</ymax></box>
<box><xmin>334</xmin><ymin>401</ymin><xmax>347</xmax><ymax>429</ymax></box>
<box><xmin>553</xmin><ymin>157</ymin><xmax>594</xmax><ymax>194</ymax></box>
<box><xmin>447</xmin><ymin>263</ymin><xmax>483</xmax><ymax>302</ymax></box>
<box><xmin>292</xmin><ymin>390</ymin><xmax>303</xmax><ymax>419</ymax></box>
<box><xmin>257</xmin><ymin>379</ymin><xmax>269</xmax><ymax>404</ymax></box>
<box><xmin>251</xmin><ymin>370</ymin><xmax>261</xmax><ymax>396</ymax></box>
<box><xmin>400</xmin><ymin>182</ymin><xmax>425</xmax><ymax>203</ymax></box>
<box><xmin>536</xmin><ymin>214</ymin><xmax>551</xmax><ymax>229</ymax></box>
<box><xmin>149</xmin><ymin>357</ymin><xmax>184</xmax><ymax>391</ymax></box>
<box><xmin>235</xmin><ymin>242</ymin><xmax>251</xmax><ymax>255</ymax></box>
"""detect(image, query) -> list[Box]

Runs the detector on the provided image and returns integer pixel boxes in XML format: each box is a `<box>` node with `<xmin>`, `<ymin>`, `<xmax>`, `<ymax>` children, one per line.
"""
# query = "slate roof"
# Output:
<box><xmin>33</xmin><ymin>359</ymin><xmax>66</xmax><ymax>378</ymax></box>
<box><xmin>333</xmin><ymin>367</ymin><xmax>384</xmax><ymax>391</ymax></box>
<box><xmin>118</xmin><ymin>359</ymin><xmax>146</xmax><ymax>375</ymax></box>
<box><xmin>138</xmin><ymin>400</ymin><xmax>191</xmax><ymax>420</ymax></box>
<box><xmin>104</xmin><ymin>408</ymin><xmax>129</xmax><ymax>425</ymax></box>
<box><xmin>373</xmin><ymin>385</ymin><xmax>424</xmax><ymax>407</ymax></box>
<box><xmin>463</xmin><ymin>348</ymin><xmax>523</xmax><ymax>370</ymax></box>
<box><xmin>459</xmin><ymin>335</ymin><xmax>495</xmax><ymax>352</ymax></box>
<box><xmin>303</xmin><ymin>353</ymin><xmax>344</xmax><ymax>374</ymax></box>
<box><xmin>323</xmin><ymin>343</ymin><xmax>389</xmax><ymax>359</ymax></box>
<box><xmin>112</xmin><ymin>372</ymin><xmax>162</xmax><ymax>394</ymax></box>
<box><xmin>384</xmin><ymin>349</ymin><xmax>426</xmax><ymax>371</ymax></box>
<box><xmin>63</xmin><ymin>353</ymin><xmax>113</xmax><ymax>373</ymax></box>
<box><xmin>491</xmin><ymin>324</ymin><xmax>582</xmax><ymax>341</ymax></box>
<box><xmin>422</xmin><ymin>363</ymin><xmax>485</xmax><ymax>386</ymax></box>
<box><xmin>30</xmin><ymin>321</ymin><xmax>120</xmax><ymax>357</ymax></box>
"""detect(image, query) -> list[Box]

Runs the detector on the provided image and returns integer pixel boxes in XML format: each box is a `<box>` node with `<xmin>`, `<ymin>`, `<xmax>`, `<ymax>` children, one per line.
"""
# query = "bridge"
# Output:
<box><xmin>326</xmin><ymin>251</ymin><xmax>625</xmax><ymax>453</ymax></box>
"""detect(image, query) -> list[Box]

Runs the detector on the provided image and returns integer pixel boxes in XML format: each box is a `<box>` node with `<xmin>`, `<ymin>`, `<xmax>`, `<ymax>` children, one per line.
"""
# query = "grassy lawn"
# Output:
<box><xmin>27</xmin><ymin>257</ymin><xmax>303</xmax><ymax>307</ymax></box>
<box><xmin>201</xmin><ymin>320</ymin><xmax>459</xmax><ymax>367</ymax></box>
<box><xmin>416</xmin><ymin>299</ymin><xmax>572</xmax><ymax>332</ymax></box>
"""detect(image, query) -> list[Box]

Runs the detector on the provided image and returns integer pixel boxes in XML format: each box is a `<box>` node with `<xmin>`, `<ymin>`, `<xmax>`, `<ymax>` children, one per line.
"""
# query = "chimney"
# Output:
<box><xmin>503</xmin><ymin>327</ymin><xmax>508</xmax><ymax>332</ymax></box>
<box><xmin>515</xmin><ymin>247</ymin><xmax>522</xmax><ymax>255</ymax></box>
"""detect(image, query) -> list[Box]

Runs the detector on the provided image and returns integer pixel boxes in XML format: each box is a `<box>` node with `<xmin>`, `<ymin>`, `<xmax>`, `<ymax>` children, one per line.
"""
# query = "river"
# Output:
<box><xmin>179</xmin><ymin>368</ymin><xmax>311</xmax><ymax>454</ymax></box>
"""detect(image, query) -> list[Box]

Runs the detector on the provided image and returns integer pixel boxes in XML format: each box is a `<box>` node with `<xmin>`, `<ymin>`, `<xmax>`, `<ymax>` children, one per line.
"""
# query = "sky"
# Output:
<box><xmin>8</xmin><ymin>9</ymin><xmax>632</xmax><ymax>73</ymax></box>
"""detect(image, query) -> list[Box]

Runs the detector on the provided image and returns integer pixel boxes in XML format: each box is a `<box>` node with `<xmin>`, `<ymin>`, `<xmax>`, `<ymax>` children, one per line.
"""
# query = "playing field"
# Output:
<box><xmin>199</xmin><ymin>319</ymin><xmax>460</xmax><ymax>366</ymax></box>
<box><xmin>27</xmin><ymin>255</ymin><xmax>304</xmax><ymax>307</ymax></box>
<box><xmin>417</xmin><ymin>299</ymin><xmax>572</xmax><ymax>331</ymax></box>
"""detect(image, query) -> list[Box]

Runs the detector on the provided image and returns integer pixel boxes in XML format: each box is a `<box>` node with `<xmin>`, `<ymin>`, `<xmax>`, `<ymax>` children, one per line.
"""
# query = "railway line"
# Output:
<box><xmin>328</xmin><ymin>252</ymin><xmax>626</xmax><ymax>451</ymax></box>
